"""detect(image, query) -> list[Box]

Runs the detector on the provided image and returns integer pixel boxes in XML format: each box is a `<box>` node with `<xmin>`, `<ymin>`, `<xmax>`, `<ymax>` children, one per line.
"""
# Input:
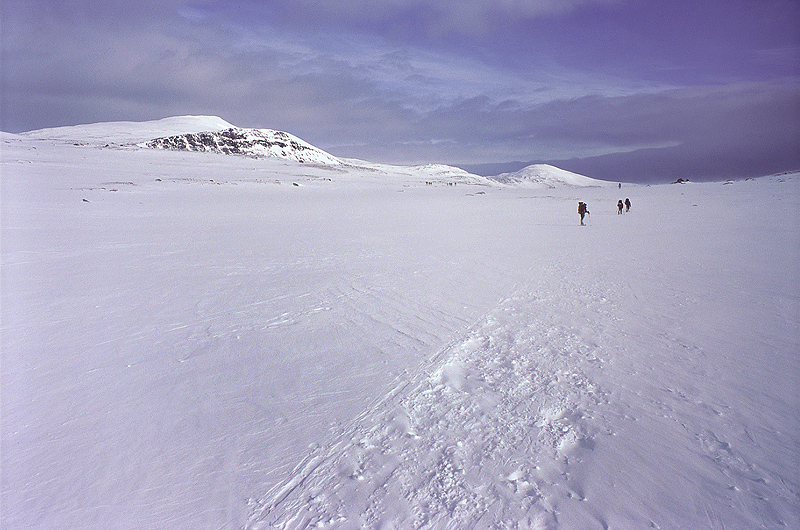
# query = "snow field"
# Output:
<box><xmin>249</xmin><ymin>278</ymin><xmax>615</xmax><ymax>529</ymax></box>
<box><xmin>2</xmin><ymin>134</ymin><xmax>799</xmax><ymax>529</ymax></box>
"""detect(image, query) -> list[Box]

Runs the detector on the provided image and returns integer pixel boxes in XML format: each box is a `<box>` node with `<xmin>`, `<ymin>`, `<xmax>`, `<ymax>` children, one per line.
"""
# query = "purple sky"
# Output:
<box><xmin>2</xmin><ymin>0</ymin><xmax>798</xmax><ymax>181</ymax></box>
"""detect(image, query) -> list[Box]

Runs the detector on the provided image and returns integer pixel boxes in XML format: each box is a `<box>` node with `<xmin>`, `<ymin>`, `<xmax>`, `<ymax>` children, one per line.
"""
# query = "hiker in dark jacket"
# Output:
<box><xmin>617</xmin><ymin>200</ymin><xmax>624</xmax><ymax>214</ymax></box>
<box><xmin>578</xmin><ymin>201</ymin><xmax>589</xmax><ymax>225</ymax></box>
<box><xmin>625</xmin><ymin>198</ymin><xmax>631</xmax><ymax>212</ymax></box>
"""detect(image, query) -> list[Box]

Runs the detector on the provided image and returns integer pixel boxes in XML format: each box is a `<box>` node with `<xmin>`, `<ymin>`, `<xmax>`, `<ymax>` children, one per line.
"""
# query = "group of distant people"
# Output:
<box><xmin>577</xmin><ymin>185</ymin><xmax>631</xmax><ymax>225</ymax></box>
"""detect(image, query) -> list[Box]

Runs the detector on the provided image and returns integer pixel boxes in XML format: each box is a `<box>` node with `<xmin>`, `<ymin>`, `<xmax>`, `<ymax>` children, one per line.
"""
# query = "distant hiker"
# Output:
<box><xmin>578</xmin><ymin>201</ymin><xmax>589</xmax><ymax>225</ymax></box>
<box><xmin>619</xmin><ymin>183</ymin><xmax>622</xmax><ymax>189</ymax></box>
<box><xmin>625</xmin><ymin>198</ymin><xmax>631</xmax><ymax>212</ymax></box>
<box><xmin>617</xmin><ymin>200</ymin><xmax>624</xmax><ymax>214</ymax></box>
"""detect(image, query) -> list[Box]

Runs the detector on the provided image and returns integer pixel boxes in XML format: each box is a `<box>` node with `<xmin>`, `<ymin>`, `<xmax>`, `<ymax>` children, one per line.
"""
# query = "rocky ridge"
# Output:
<box><xmin>145</xmin><ymin>127</ymin><xmax>342</xmax><ymax>165</ymax></box>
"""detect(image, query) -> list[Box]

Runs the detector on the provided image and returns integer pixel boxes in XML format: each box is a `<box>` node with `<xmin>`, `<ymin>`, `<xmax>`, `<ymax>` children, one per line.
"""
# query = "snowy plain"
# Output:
<box><xmin>1</xmin><ymin>118</ymin><xmax>799</xmax><ymax>529</ymax></box>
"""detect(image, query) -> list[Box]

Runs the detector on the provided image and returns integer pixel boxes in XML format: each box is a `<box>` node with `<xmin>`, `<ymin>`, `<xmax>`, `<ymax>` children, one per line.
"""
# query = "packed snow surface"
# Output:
<box><xmin>1</xmin><ymin>119</ymin><xmax>799</xmax><ymax>530</ymax></box>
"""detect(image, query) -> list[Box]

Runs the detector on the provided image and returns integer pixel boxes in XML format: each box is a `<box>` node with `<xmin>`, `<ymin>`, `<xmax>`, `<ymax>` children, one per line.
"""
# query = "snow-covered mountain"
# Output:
<box><xmin>145</xmin><ymin>127</ymin><xmax>342</xmax><ymax>165</ymax></box>
<box><xmin>20</xmin><ymin>115</ymin><xmax>235</xmax><ymax>144</ymax></box>
<box><xmin>490</xmin><ymin>163</ymin><xmax>611</xmax><ymax>188</ymax></box>
<box><xmin>19</xmin><ymin>116</ymin><xmax>343</xmax><ymax>165</ymax></box>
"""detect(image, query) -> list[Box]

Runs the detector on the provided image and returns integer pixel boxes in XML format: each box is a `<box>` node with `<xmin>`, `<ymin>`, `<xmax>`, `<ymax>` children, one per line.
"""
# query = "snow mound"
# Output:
<box><xmin>410</xmin><ymin>163</ymin><xmax>492</xmax><ymax>184</ymax></box>
<box><xmin>0</xmin><ymin>131</ymin><xmax>24</xmax><ymax>141</ymax></box>
<box><xmin>20</xmin><ymin>116</ymin><xmax>234</xmax><ymax>144</ymax></box>
<box><xmin>491</xmin><ymin>164</ymin><xmax>610</xmax><ymax>188</ymax></box>
<box><xmin>145</xmin><ymin>128</ymin><xmax>342</xmax><ymax>165</ymax></box>
<box><xmin>412</xmin><ymin>163</ymin><xmax>475</xmax><ymax>178</ymax></box>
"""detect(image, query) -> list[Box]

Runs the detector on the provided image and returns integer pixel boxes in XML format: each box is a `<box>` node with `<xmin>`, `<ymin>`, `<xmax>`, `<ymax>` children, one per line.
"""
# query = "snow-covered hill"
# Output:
<box><xmin>0</xmin><ymin>131</ymin><xmax>24</xmax><ymax>141</ymax></box>
<box><xmin>336</xmin><ymin>160</ymin><xmax>494</xmax><ymax>186</ymax></box>
<box><xmin>20</xmin><ymin>115</ymin><xmax>234</xmax><ymax>145</ymax></box>
<box><xmin>19</xmin><ymin>117</ymin><xmax>611</xmax><ymax>178</ymax></box>
<box><xmin>19</xmin><ymin>116</ymin><xmax>342</xmax><ymax>165</ymax></box>
<box><xmin>491</xmin><ymin>163</ymin><xmax>612</xmax><ymax>188</ymax></box>
<box><xmin>9</xmin><ymin>115</ymin><xmax>493</xmax><ymax>184</ymax></box>
<box><xmin>146</xmin><ymin>127</ymin><xmax>343</xmax><ymax>165</ymax></box>
<box><xmin>411</xmin><ymin>163</ymin><xmax>478</xmax><ymax>180</ymax></box>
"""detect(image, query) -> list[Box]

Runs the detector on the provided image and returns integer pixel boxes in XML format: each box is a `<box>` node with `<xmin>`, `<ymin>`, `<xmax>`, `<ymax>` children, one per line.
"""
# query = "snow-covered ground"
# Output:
<box><xmin>2</xmin><ymin>120</ymin><xmax>798</xmax><ymax>529</ymax></box>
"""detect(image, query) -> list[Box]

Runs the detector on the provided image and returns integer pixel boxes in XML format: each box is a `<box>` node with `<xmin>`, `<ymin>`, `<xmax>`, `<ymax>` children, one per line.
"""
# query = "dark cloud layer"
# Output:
<box><xmin>2</xmin><ymin>0</ymin><xmax>798</xmax><ymax>181</ymax></box>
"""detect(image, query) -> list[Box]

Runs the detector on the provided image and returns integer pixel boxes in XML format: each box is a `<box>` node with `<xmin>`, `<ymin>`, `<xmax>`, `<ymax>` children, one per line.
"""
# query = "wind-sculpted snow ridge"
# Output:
<box><xmin>246</xmin><ymin>279</ymin><xmax>616</xmax><ymax>529</ymax></box>
<box><xmin>490</xmin><ymin>164</ymin><xmax>612</xmax><ymax>188</ymax></box>
<box><xmin>145</xmin><ymin>127</ymin><xmax>343</xmax><ymax>165</ymax></box>
<box><xmin>0</xmin><ymin>131</ymin><xmax>23</xmax><ymax>141</ymax></box>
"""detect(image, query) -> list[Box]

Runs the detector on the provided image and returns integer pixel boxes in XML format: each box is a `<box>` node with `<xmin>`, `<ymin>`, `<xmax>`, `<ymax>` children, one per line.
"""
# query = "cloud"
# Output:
<box><xmin>454</xmin><ymin>82</ymin><xmax>800</xmax><ymax>180</ymax></box>
<box><xmin>217</xmin><ymin>0</ymin><xmax>618</xmax><ymax>38</ymax></box>
<box><xmin>344</xmin><ymin>80</ymin><xmax>799</xmax><ymax>179</ymax></box>
<box><xmin>3</xmin><ymin>27</ymin><xmax>227</xmax><ymax>129</ymax></box>
<box><xmin>3</xmin><ymin>0</ymin><xmax>798</xmax><ymax>181</ymax></box>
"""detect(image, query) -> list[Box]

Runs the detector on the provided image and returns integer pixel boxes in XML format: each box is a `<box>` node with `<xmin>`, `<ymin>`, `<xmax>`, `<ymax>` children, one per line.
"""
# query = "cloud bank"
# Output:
<box><xmin>2</xmin><ymin>0</ymin><xmax>798</xmax><ymax>181</ymax></box>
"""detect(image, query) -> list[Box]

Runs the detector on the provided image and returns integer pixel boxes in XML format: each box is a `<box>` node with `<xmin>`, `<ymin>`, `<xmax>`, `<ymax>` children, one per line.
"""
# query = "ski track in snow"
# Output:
<box><xmin>246</xmin><ymin>239</ymin><xmax>800</xmax><ymax>529</ymax></box>
<box><xmin>248</xmin><ymin>263</ymin><xmax>800</xmax><ymax>530</ymax></box>
<box><xmin>247</xmin><ymin>276</ymin><xmax>619</xmax><ymax>529</ymax></box>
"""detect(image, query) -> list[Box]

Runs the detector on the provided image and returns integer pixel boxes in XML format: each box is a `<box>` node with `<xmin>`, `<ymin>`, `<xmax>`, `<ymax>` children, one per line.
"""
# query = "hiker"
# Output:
<box><xmin>617</xmin><ymin>200</ymin><xmax>624</xmax><ymax>214</ymax></box>
<box><xmin>619</xmin><ymin>183</ymin><xmax>622</xmax><ymax>189</ymax></box>
<box><xmin>578</xmin><ymin>201</ymin><xmax>589</xmax><ymax>225</ymax></box>
<box><xmin>625</xmin><ymin>198</ymin><xmax>631</xmax><ymax>212</ymax></box>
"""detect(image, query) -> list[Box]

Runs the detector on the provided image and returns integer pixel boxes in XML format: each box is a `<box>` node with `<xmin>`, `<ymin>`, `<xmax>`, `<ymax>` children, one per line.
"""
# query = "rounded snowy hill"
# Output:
<box><xmin>490</xmin><ymin>164</ymin><xmax>612</xmax><ymax>188</ymax></box>
<box><xmin>17</xmin><ymin>115</ymin><xmax>343</xmax><ymax>165</ymax></box>
<box><xmin>20</xmin><ymin>116</ymin><xmax>234</xmax><ymax>145</ymax></box>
